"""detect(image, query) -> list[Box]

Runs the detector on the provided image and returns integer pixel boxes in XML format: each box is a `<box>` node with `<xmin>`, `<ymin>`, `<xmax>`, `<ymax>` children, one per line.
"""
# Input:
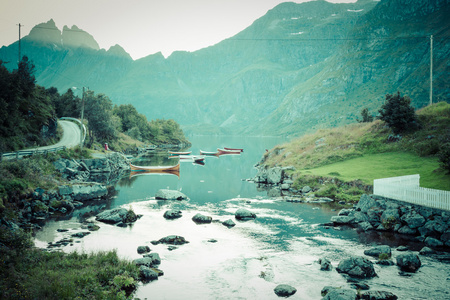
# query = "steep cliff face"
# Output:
<box><xmin>1</xmin><ymin>0</ymin><xmax>448</xmax><ymax>136</ymax></box>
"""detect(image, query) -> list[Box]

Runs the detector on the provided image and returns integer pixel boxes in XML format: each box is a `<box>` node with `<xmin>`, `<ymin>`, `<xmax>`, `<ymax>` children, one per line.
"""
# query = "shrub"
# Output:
<box><xmin>378</xmin><ymin>92</ymin><xmax>419</xmax><ymax>134</ymax></box>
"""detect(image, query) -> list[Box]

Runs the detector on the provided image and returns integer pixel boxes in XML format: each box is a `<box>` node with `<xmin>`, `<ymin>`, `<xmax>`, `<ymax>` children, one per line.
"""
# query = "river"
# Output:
<box><xmin>34</xmin><ymin>136</ymin><xmax>450</xmax><ymax>299</ymax></box>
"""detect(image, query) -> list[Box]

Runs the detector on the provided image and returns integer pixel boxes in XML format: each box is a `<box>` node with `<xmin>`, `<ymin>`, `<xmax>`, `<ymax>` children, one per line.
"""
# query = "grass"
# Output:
<box><xmin>302</xmin><ymin>152</ymin><xmax>449</xmax><ymax>190</ymax></box>
<box><xmin>0</xmin><ymin>246</ymin><xmax>140</xmax><ymax>300</ymax></box>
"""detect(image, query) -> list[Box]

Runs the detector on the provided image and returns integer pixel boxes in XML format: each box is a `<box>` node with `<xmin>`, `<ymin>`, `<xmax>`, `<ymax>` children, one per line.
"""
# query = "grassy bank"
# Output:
<box><xmin>262</xmin><ymin>102</ymin><xmax>450</xmax><ymax>201</ymax></box>
<box><xmin>0</xmin><ymin>146</ymin><xmax>142</xmax><ymax>299</ymax></box>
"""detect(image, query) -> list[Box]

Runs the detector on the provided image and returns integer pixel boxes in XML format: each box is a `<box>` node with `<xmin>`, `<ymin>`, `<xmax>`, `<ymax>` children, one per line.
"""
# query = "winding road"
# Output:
<box><xmin>1</xmin><ymin>119</ymin><xmax>82</xmax><ymax>160</ymax></box>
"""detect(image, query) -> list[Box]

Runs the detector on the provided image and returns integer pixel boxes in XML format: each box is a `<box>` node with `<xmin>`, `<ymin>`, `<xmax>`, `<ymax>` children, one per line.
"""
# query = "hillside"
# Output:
<box><xmin>0</xmin><ymin>0</ymin><xmax>449</xmax><ymax>136</ymax></box>
<box><xmin>259</xmin><ymin>102</ymin><xmax>450</xmax><ymax>199</ymax></box>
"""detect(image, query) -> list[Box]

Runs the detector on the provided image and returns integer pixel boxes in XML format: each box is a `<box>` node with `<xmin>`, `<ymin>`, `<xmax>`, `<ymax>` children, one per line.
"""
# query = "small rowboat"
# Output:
<box><xmin>224</xmin><ymin>147</ymin><xmax>243</xmax><ymax>152</ymax></box>
<box><xmin>130</xmin><ymin>163</ymin><xmax>180</xmax><ymax>173</ymax></box>
<box><xmin>200</xmin><ymin>150</ymin><xmax>220</xmax><ymax>156</ymax></box>
<box><xmin>217</xmin><ymin>148</ymin><xmax>241</xmax><ymax>155</ymax></box>
<box><xmin>168</xmin><ymin>151</ymin><xmax>192</xmax><ymax>156</ymax></box>
<box><xmin>179</xmin><ymin>155</ymin><xmax>205</xmax><ymax>163</ymax></box>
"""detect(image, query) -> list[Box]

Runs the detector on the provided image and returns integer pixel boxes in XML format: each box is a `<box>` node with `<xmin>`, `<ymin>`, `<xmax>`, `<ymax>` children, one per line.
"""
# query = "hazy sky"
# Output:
<box><xmin>0</xmin><ymin>0</ymin><xmax>357</xmax><ymax>60</ymax></box>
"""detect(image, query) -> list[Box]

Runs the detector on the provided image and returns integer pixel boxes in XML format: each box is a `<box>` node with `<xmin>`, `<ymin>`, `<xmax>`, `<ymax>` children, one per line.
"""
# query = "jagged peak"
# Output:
<box><xmin>61</xmin><ymin>24</ymin><xmax>100</xmax><ymax>50</ymax></box>
<box><xmin>24</xmin><ymin>19</ymin><xmax>62</xmax><ymax>45</ymax></box>
<box><xmin>106</xmin><ymin>44</ymin><xmax>132</xmax><ymax>60</ymax></box>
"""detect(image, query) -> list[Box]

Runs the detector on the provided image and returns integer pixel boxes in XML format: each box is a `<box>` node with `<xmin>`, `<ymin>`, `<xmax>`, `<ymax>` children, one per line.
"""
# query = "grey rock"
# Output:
<box><xmin>235</xmin><ymin>208</ymin><xmax>256</xmax><ymax>220</ymax></box>
<box><xmin>155</xmin><ymin>189</ymin><xmax>188</xmax><ymax>200</ymax></box>
<box><xmin>419</xmin><ymin>246</ymin><xmax>436</xmax><ymax>255</ymax></box>
<box><xmin>322</xmin><ymin>288</ymin><xmax>357</xmax><ymax>300</ymax></box>
<box><xmin>267</xmin><ymin>167</ymin><xmax>283</xmax><ymax>184</ymax></box>
<box><xmin>396</xmin><ymin>253</ymin><xmax>421</xmax><ymax>272</ymax></box>
<box><xmin>71</xmin><ymin>184</ymin><xmax>108</xmax><ymax>201</ymax></box>
<box><xmin>338</xmin><ymin>209</ymin><xmax>354</xmax><ymax>216</ymax></box>
<box><xmin>360</xmin><ymin>290</ymin><xmax>398</xmax><ymax>300</ymax></box>
<box><xmin>302</xmin><ymin>186</ymin><xmax>312</xmax><ymax>194</ymax></box>
<box><xmin>318</xmin><ymin>258</ymin><xmax>332</xmax><ymax>271</ymax></box>
<box><xmin>331</xmin><ymin>215</ymin><xmax>356</xmax><ymax>225</ymax></box>
<box><xmin>401</xmin><ymin>211</ymin><xmax>426</xmax><ymax>229</ymax></box>
<box><xmin>424</xmin><ymin>236</ymin><xmax>444</xmax><ymax>248</ymax></box>
<box><xmin>143</xmin><ymin>252</ymin><xmax>161</xmax><ymax>265</ymax></box>
<box><xmin>222</xmin><ymin>219</ymin><xmax>236</xmax><ymax>228</ymax></box>
<box><xmin>396</xmin><ymin>246</ymin><xmax>409</xmax><ymax>251</ymax></box>
<box><xmin>274</xmin><ymin>284</ymin><xmax>297</xmax><ymax>297</ymax></box>
<box><xmin>95</xmin><ymin>208</ymin><xmax>128</xmax><ymax>224</ymax></box>
<box><xmin>358</xmin><ymin>221</ymin><xmax>374</xmax><ymax>231</ymax></box>
<box><xmin>155</xmin><ymin>235</ymin><xmax>189</xmax><ymax>245</ymax></box>
<box><xmin>139</xmin><ymin>265</ymin><xmax>158</xmax><ymax>282</ymax></box>
<box><xmin>364</xmin><ymin>245</ymin><xmax>391</xmax><ymax>258</ymax></box>
<box><xmin>355</xmin><ymin>194</ymin><xmax>377</xmax><ymax>213</ymax></box>
<box><xmin>398</xmin><ymin>225</ymin><xmax>417</xmax><ymax>235</ymax></box>
<box><xmin>192</xmin><ymin>213</ymin><xmax>212</xmax><ymax>224</ymax></box>
<box><xmin>336</xmin><ymin>256</ymin><xmax>377</xmax><ymax>278</ymax></box>
<box><xmin>137</xmin><ymin>245</ymin><xmax>151</xmax><ymax>254</ymax></box>
<box><xmin>163</xmin><ymin>210</ymin><xmax>182</xmax><ymax>219</ymax></box>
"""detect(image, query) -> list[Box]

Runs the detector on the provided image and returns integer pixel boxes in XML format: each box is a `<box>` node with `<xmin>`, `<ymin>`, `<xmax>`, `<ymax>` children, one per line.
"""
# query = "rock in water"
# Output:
<box><xmin>155</xmin><ymin>189</ymin><xmax>188</xmax><ymax>200</ymax></box>
<box><xmin>396</xmin><ymin>253</ymin><xmax>421</xmax><ymax>272</ymax></box>
<box><xmin>192</xmin><ymin>213</ymin><xmax>212</xmax><ymax>224</ymax></box>
<box><xmin>336</xmin><ymin>256</ymin><xmax>377</xmax><ymax>278</ymax></box>
<box><xmin>235</xmin><ymin>208</ymin><xmax>256</xmax><ymax>220</ymax></box>
<box><xmin>274</xmin><ymin>284</ymin><xmax>297</xmax><ymax>297</ymax></box>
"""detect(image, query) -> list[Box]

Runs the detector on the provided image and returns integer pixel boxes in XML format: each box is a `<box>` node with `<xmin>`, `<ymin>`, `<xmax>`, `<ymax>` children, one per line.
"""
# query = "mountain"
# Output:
<box><xmin>1</xmin><ymin>0</ymin><xmax>448</xmax><ymax>137</ymax></box>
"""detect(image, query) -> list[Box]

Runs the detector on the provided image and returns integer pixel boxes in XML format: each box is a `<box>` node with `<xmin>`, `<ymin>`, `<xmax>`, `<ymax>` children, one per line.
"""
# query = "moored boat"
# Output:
<box><xmin>200</xmin><ymin>150</ymin><xmax>220</xmax><ymax>156</ymax></box>
<box><xmin>179</xmin><ymin>155</ymin><xmax>205</xmax><ymax>163</ymax></box>
<box><xmin>217</xmin><ymin>148</ymin><xmax>241</xmax><ymax>155</ymax></box>
<box><xmin>130</xmin><ymin>162</ymin><xmax>180</xmax><ymax>173</ymax></box>
<box><xmin>168</xmin><ymin>151</ymin><xmax>192</xmax><ymax>155</ymax></box>
<box><xmin>224</xmin><ymin>147</ymin><xmax>244</xmax><ymax>152</ymax></box>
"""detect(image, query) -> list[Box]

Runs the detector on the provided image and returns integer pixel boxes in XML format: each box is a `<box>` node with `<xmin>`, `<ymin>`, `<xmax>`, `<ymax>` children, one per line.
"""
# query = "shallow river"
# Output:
<box><xmin>35</xmin><ymin>136</ymin><xmax>450</xmax><ymax>299</ymax></box>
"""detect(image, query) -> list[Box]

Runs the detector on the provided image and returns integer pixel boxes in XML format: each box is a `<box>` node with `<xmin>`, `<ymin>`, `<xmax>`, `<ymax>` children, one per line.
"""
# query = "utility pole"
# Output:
<box><xmin>429</xmin><ymin>35</ymin><xmax>433</xmax><ymax>106</ymax></box>
<box><xmin>80</xmin><ymin>87</ymin><xmax>86</xmax><ymax>148</ymax></box>
<box><xmin>17</xmin><ymin>23</ymin><xmax>23</xmax><ymax>64</ymax></box>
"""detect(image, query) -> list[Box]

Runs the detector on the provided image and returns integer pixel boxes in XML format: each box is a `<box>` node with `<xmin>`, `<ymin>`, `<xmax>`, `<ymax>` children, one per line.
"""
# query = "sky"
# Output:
<box><xmin>0</xmin><ymin>0</ymin><xmax>357</xmax><ymax>60</ymax></box>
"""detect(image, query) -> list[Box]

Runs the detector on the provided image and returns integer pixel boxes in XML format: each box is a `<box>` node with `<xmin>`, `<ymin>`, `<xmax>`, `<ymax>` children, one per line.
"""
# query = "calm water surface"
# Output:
<box><xmin>35</xmin><ymin>136</ymin><xmax>450</xmax><ymax>299</ymax></box>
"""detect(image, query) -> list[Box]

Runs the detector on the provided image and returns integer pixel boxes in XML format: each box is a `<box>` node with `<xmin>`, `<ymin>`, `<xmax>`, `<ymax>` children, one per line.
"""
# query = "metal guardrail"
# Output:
<box><xmin>1</xmin><ymin>146</ymin><xmax>67</xmax><ymax>161</ymax></box>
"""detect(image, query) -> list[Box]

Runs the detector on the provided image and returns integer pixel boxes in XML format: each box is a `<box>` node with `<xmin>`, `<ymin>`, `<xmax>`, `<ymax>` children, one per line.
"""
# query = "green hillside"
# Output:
<box><xmin>260</xmin><ymin>102</ymin><xmax>450</xmax><ymax>200</ymax></box>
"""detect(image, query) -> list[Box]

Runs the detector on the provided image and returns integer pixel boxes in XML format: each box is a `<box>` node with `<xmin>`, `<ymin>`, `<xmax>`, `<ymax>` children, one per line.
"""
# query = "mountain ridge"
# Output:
<box><xmin>0</xmin><ymin>0</ymin><xmax>448</xmax><ymax>137</ymax></box>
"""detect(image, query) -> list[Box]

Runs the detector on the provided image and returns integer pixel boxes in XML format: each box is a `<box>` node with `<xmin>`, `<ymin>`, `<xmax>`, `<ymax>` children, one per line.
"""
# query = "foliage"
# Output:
<box><xmin>50</xmin><ymin>87</ymin><xmax>81</xmax><ymax>118</ymax></box>
<box><xmin>357</xmin><ymin>107</ymin><xmax>374</xmax><ymax>123</ymax></box>
<box><xmin>0</xmin><ymin>243</ymin><xmax>140</xmax><ymax>300</ymax></box>
<box><xmin>0</xmin><ymin>58</ymin><xmax>56</xmax><ymax>152</ymax></box>
<box><xmin>378</xmin><ymin>92</ymin><xmax>418</xmax><ymax>134</ymax></box>
<box><xmin>378</xmin><ymin>253</ymin><xmax>390</xmax><ymax>261</ymax></box>
<box><xmin>438</xmin><ymin>132</ymin><xmax>450</xmax><ymax>174</ymax></box>
<box><xmin>84</xmin><ymin>91</ymin><xmax>117</xmax><ymax>143</ymax></box>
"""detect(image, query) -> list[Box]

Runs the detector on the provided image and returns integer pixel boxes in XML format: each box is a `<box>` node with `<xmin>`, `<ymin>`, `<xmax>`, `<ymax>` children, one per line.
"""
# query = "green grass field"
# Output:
<box><xmin>302</xmin><ymin>151</ymin><xmax>450</xmax><ymax>191</ymax></box>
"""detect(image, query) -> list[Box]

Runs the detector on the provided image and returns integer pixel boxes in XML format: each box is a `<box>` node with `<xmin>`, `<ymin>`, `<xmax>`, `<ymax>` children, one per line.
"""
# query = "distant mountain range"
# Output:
<box><xmin>1</xmin><ymin>0</ymin><xmax>449</xmax><ymax>137</ymax></box>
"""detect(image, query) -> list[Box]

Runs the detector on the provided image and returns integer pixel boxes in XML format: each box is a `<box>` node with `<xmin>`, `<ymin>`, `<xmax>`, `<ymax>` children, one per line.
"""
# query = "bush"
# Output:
<box><xmin>438</xmin><ymin>134</ymin><xmax>450</xmax><ymax>174</ymax></box>
<box><xmin>378</xmin><ymin>92</ymin><xmax>419</xmax><ymax>134</ymax></box>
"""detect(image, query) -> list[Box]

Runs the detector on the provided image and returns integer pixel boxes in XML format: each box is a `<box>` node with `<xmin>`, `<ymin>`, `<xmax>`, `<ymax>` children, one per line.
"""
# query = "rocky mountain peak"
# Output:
<box><xmin>61</xmin><ymin>24</ymin><xmax>99</xmax><ymax>50</ymax></box>
<box><xmin>25</xmin><ymin>19</ymin><xmax>62</xmax><ymax>45</ymax></box>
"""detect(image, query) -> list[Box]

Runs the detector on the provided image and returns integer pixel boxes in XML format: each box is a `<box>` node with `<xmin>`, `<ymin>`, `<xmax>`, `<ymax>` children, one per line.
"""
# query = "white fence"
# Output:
<box><xmin>373</xmin><ymin>174</ymin><xmax>450</xmax><ymax>211</ymax></box>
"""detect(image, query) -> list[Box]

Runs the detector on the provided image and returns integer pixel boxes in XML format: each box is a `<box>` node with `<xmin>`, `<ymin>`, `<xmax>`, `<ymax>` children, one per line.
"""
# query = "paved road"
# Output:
<box><xmin>1</xmin><ymin>120</ymin><xmax>82</xmax><ymax>160</ymax></box>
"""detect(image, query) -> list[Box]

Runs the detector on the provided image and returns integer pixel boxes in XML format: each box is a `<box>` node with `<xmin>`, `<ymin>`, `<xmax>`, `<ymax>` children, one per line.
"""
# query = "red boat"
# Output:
<box><xmin>224</xmin><ymin>147</ymin><xmax>244</xmax><ymax>152</ymax></box>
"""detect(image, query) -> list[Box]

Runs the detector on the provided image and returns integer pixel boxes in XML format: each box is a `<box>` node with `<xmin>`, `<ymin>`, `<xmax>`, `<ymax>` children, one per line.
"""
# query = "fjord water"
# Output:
<box><xmin>34</xmin><ymin>136</ymin><xmax>449</xmax><ymax>299</ymax></box>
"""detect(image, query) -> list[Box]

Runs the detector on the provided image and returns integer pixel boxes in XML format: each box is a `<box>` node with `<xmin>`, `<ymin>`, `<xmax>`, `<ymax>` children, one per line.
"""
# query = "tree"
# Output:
<box><xmin>357</xmin><ymin>108</ymin><xmax>374</xmax><ymax>123</ymax></box>
<box><xmin>84</xmin><ymin>91</ymin><xmax>116</xmax><ymax>141</ymax></box>
<box><xmin>378</xmin><ymin>92</ymin><xmax>418</xmax><ymax>134</ymax></box>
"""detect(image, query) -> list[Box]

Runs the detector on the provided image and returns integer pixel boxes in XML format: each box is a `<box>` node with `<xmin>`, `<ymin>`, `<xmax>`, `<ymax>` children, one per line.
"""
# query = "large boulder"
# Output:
<box><xmin>396</xmin><ymin>253</ymin><xmax>421</xmax><ymax>272</ymax></box>
<box><xmin>155</xmin><ymin>189</ymin><xmax>188</xmax><ymax>200</ymax></box>
<box><xmin>163</xmin><ymin>210</ymin><xmax>182</xmax><ymax>219</ymax></box>
<box><xmin>364</xmin><ymin>245</ymin><xmax>391</xmax><ymax>258</ymax></box>
<box><xmin>222</xmin><ymin>219</ymin><xmax>236</xmax><ymax>228</ymax></box>
<box><xmin>235</xmin><ymin>208</ymin><xmax>256</xmax><ymax>220</ymax></box>
<box><xmin>143</xmin><ymin>252</ymin><xmax>161</xmax><ymax>266</ymax></box>
<box><xmin>331</xmin><ymin>215</ymin><xmax>356</xmax><ymax>225</ymax></box>
<box><xmin>192</xmin><ymin>213</ymin><xmax>212</xmax><ymax>224</ymax></box>
<box><xmin>139</xmin><ymin>265</ymin><xmax>158</xmax><ymax>282</ymax></box>
<box><xmin>355</xmin><ymin>194</ymin><xmax>378</xmax><ymax>213</ymax></box>
<box><xmin>336</xmin><ymin>256</ymin><xmax>377</xmax><ymax>278</ymax></box>
<box><xmin>318</xmin><ymin>258</ymin><xmax>332</xmax><ymax>271</ymax></box>
<box><xmin>267</xmin><ymin>167</ymin><xmax>283</xmax><ymax>185</ymax></box>
<box><xmin>401</xmin><ymin>211</ymin><xmax>426</xmax><ymax>229</ymax></box>
<box><xmin>274</xmin><ymin>284</ymin><xmax>297</xmax><ymax>297</ymax></box>
<box><xmin>58</xmin><ymin>183</ymin><xmax>108</xmax><ymax>201</ymax></box>
<box><xmin>96</xmin><ymin>208</ymin><xmax>128</xmax><ymax>224</ymax></box>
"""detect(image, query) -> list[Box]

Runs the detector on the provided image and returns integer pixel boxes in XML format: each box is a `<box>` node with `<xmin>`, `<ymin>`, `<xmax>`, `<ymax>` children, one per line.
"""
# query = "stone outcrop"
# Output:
<box><xmin>163</xmin><ymin>210</ymin><xmax>182</xmax><ymax>220</ymax></box>
<box><xmin>396</xmin><ymin>253</ymin><xmax>421</xmax><ymax>272</ymax></box>
<box><xmin>95</xmin><ymin>207</ymin><xmax>141</xmax><ymax>226</ymax></box>
<box><xmin>329</xmin><ymin>194</ymin><xmax>450</xmax><ymax>249</ymax></box>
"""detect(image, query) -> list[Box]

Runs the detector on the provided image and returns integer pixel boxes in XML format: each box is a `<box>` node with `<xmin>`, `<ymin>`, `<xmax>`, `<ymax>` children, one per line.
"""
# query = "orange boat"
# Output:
<box><xmin>130</xmin><ymin>162</ymin><xmax>180</xmax><ymax>172</ymax></box>
<box><xmin>217</xmin><ymin>148</ymin><xmax>241</xmax><ymax>155</ymax></box>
